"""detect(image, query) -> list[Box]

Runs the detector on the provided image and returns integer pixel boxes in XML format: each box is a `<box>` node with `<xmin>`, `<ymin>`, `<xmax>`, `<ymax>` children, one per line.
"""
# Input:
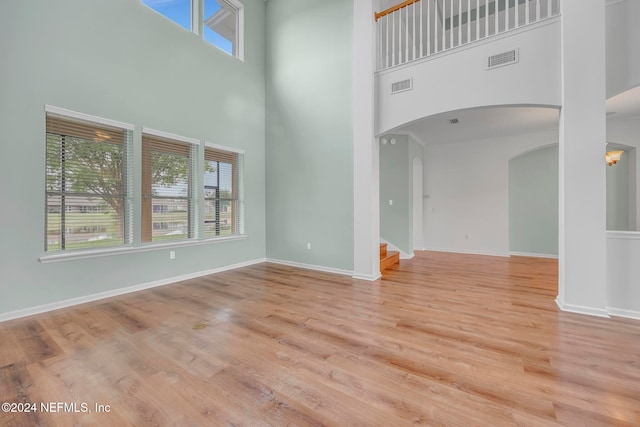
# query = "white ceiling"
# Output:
<box><xmin>392</xmin><ymin>85</ymin><xmax>640</xmax><ymax>145</ymax></box>
<box><xmin>396</xmin><ymin>106</ymin><xmax>560</xmax><ymax>145</ymax></box>
<box><xmin>607</xmin><ymin>85</ymin><xmax>640</xmax><ymax>119</ymax></box>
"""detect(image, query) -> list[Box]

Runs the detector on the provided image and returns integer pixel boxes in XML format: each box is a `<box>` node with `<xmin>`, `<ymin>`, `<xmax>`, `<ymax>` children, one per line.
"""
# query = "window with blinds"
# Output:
<box><xmin>142</xmin><ymin>131</ymin><xmax>197</xmax><ymax>243</ymax></box>
<box><xmin>45</xmin><ymin>110</ymin><xmax>133</xmax><ymax>252</ymax></box>
<box><xmin>204</xmin><ymin>144</ymin><xmax>243</xmax><ymax>238</ymax></box>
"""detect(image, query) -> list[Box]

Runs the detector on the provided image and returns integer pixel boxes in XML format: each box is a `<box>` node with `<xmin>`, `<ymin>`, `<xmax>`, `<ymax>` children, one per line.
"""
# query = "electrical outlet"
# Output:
<box><xmin>389</xmin><ymin>199</ymin><xmax>393</xmax><ymax>206</ymax></box>
<box><xmin>307</xmin><ymin>243</ymin><xmax>311</xmax><ymax>250</ymax></box>
<box><xmin>169</xmin><ymin>251</ymin><xmax>176</xmax><ymax>259</ymax></box>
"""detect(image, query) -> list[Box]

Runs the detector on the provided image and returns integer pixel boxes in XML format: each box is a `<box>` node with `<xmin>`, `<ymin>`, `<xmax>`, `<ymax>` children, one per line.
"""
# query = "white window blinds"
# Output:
<box><xmin>45</xmin><ymin>112</ymin><xmax>132</xmax><ymax>252</ymax></box>
<box><xmin>142</xmin><ymin>131</ymin><xmax>198</xmax><ymax>243</ymax></box>
<box><xmin>204</xmin><ymin>144</ymin><xmax>243</xmax><ymax>238</ymax></box>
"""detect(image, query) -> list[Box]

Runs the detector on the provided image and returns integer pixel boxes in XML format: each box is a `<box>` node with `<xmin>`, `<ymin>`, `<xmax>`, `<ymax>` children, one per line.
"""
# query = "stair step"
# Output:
<box><xmin>379</xmin><ymin>243</ymin><xmax>388</xmax><ymax>256</ymax></box>
<box><xmin>380</xmin><ymin>251</ymin><xmax>400</xmax><ymax>272</ymax></box>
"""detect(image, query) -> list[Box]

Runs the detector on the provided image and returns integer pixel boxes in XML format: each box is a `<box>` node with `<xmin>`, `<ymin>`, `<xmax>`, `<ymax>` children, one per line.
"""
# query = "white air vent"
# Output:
<box><xmin>487</xmin><ymin>49</ymin><xmax>519</xmax><ymax>69</ymax></box>
<box><xmin>391</xmin><ymin>78</ymin><xmax>412</xmax><ymax>94</ymax></box>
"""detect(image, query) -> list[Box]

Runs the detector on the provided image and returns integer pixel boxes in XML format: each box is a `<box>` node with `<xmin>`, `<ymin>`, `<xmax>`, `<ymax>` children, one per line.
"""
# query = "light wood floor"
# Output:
<box><xmin>1</xmin><ymin>252</ymin><xmax>639</xmax><ymax>426</ymax></box>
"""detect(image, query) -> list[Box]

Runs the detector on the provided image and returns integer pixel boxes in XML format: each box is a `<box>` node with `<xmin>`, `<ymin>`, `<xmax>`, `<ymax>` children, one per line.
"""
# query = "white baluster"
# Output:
<box><xmin>536</xmin><ymin>0</ymin><xmax>540</xmax><ymax>21</ymax></box>
<box><xmin>526</xmin><ymin>0</ymin><xmax>530</xmax><ymax>24</ymax></box>
<box><xmin>495</xmin><ymin>0</ymin><xmax>499</xmax><ymax>34</ymax></box>
<box><xmin>405</xmin><ymin>6</ymin><xmax>409</xmax><ymax>62</ymax></box>
<box><xmin>450</xmin><ymin>0</ymin><xmax>454</xmax><ymax>48</ymax></box>
<box><xmin>392</xmin><ymin>11</ymin><xmax>396</xmax><ymax>66</ymax></box>
<box><xmin>485</xmin><ymin>0</ymin><xmax>489</xmax><ymax>37</ymax></box>
<box><xmin>506</xmin><ymin>0</ymin><xmax>509</xmax><ymax>30</ymax></box>
<box><xmin>475</xmin><ymin>0</ymin><xmax>479</xmax><ymax>40</ymax></box>
<box><xmin>441</xmin><ymin>0</ymin><xmax>447</xmax><ymax>50</ymax></box>
<box><xmin>427</xmin><ymin>0</ymin><xmax>432</xmax><ymax>55</ymax></box>
<box><xmin>458</xmin><ymin>0</ymin><xmax>462</xmax><ymax>47</ymax></box>
<box><xmin>467</xmin><ymin>0</ymin><xmax>471</xmax><ymax>43</ymax></box>
<box><xmin>420</xmin><ymin>0</ymin><xmax>424</xmax><ymax>57</ymax></box>
<box><xmin>412</xmin><ymin>3</ymin><xmax>418</xmax><ymax>59</ymax></box>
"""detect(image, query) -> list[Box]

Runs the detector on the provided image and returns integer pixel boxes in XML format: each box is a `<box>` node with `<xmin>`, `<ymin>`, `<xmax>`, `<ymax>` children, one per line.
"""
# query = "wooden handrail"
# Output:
<box><xmin>375</xmin><ymin>0</ymin><xmax>421</xmax><ymax>22</ymax></box>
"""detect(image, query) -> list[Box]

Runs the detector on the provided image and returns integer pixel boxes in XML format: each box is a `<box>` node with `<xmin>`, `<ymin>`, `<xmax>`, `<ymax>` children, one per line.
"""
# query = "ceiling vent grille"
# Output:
<box><xmin>487</xmin><ymin>49</ymin><xmax>519</xmax><ymax>69</ymax></box>
<box><xmin>449</xmin><ymin>118</ymin><xmax>459</xmax><ymax>124</ymax></box>
<box><xmin>391</xmin><ymin>78</ymin><xmax>412</xmax><ymax>94</ymax></box>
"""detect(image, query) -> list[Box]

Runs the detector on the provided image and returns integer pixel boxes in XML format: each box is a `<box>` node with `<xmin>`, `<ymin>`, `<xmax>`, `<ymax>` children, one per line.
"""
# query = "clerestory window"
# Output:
<box><xmin>142</xmin><ymin>0</ymin><xmax>244</xmax><ymax>60</ymax></box>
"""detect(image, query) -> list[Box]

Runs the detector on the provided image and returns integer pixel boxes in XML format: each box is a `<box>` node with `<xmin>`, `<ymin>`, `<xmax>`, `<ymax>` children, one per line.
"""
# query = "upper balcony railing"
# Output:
<box><xmin>376</xmin><ymin>0</ymin><xmax>561</xmax><ymax>71</ymax></box>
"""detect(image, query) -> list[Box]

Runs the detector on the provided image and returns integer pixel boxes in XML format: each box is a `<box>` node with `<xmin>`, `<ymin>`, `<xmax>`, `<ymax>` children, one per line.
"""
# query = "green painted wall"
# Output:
<box><xmin>0</xmin><ymin>0</ymin><xmax>266</xmax><ymax>315</ymax></box>
<box><xmin>265</xmin><ymin>0</ymin><xmax>354</xmax><ymax>270</ymax></box>
<box><xmin>606</xmin><ymin>150</ymin><xmax>630</xmax><ymax>230</ymax></box>
<box><xmin>509</xmin><ymin>145</ymin><xmax>559</xmax><ymax>256</ymax></box>
<box><xmin>380</xmin><ymin>135</ymin><xmax>412</xmax><ymax>254</ymax></box>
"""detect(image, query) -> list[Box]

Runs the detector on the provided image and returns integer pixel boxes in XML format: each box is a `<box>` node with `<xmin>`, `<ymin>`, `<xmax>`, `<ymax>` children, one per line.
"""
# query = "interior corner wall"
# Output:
<box><xmin>509</xmin><ymin>145</ymin><xmax>559</xmax><ymax>256</ymax></box>
<box><xmin>606</xmin><ymin>0</ymin><xmax>640</xmax><ymax>98</ymax></box>
<box><xmin>379</xmin><ymin>135</ymin><xmax>411</xmax><ymax>254</ymax></box>
<box><xmin>0</xmin><ymin>0</ymin><xmax>267</xmax><ymax>317</ymax></box>
<box><xmin>606</xmin><ymin>151</ymin><xmax>630</xmax><ymax>231</ymax></box>
<box><xmin>423</xmin><ymin>129</ymin><xmax>557</xmax><ymax>256</ymax></box>
<box><xmin>608</xmin><ymin>117</ymin><xmax>640</xmax><ymax>230</ymax></box>
<box><xmin>265</xmin><ymin>0</ymin><xmax>354</xmax><ymax>270</ymax></box>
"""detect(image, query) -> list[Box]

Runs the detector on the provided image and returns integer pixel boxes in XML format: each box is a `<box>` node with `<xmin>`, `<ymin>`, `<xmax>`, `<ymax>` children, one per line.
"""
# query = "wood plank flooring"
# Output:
<box><xmin>1</xmin><ymin>251</ymin><xmax>639</xmax><ymax>426</ymax></box>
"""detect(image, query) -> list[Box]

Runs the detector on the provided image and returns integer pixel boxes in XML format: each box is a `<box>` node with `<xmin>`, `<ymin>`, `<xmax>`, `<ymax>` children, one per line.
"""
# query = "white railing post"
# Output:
<box><xmin>467</xmin><ymin>0</ymin><xmax>471</xmax><ymax>43</ymax></box>
<box><xmin>450</xmin><ymin>0</ymin><xmax>454</xmax><ymax>48</ymax></box>
<box><xmin>405</xmin><ymin>6</ymin><xmax>409</xmax><ymax>62</ymax></box>
<box><xmin>385</xmin><ymin>15</ymin><xmax>390</xmax><ymax>68</ymax></box>
<box><xmin>392</xmin><ymin>11</ymin><xmax>396</xmax><ymax>66</ymax></box>
<box><xmin>458</xmin><ymin>0</ymin><xmax>462</xmax><ymax>47</ymax></box>
<box><xmin>476</xmin><ymin>0</ymin><xmax>480</xmax><ymax>40</ymax></box>
<box><xmin>506</xmin><ymin>0</ymin><xmax>510</xmax><ymax>31</ymax></box>
<box><xmin>420</xmin><ymin>0</ymin><xmax>424</xmax><ymax>57</ymax></box>
<box><xmin>441</xmin><ymin>0</ymin><xmax>445</xmax><ymax>51</ymax></box>
<box><xmin>412</xmin><ymin>2</ymin><xmax>417</xmax><ymax>60</ymax></box>
<box><xmin>494</xmin><ymin>0</ymin><xmax>498</xmax><ymax>34</ymax></box>
<box><xmin>485</xmin><ymin>0</ymin><xmax>489</xmax><ymax>37</ymax></box>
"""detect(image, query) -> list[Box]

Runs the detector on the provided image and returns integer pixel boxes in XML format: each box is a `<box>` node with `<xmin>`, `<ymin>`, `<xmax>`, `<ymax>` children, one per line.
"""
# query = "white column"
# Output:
<box><xmin>558</xmin><ymin>0</ymin><xmax>608</xmax><ymax>316</ymax></box>
<box><xmin>353</xmin><ymin>0</ymin><xmax>381</xmax><ymax>280</ymax></box>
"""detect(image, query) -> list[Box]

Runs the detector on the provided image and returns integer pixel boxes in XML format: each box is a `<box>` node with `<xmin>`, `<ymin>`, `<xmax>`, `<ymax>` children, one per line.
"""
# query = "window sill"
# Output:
<box><xmin>39</xmin><ymin>235</ymin><xmax>248</xmax><ymax>264</ymax></box>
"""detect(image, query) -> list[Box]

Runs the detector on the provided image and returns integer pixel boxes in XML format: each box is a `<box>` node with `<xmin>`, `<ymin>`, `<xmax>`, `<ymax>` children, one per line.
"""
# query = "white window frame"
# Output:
<box><xmin>43</xmin><ymin>105</ymin><xmax>134</xmax><ymax>254</ymax></box>
<box><xmin>203</xmin><ymin>141</ymin><xmax>245</xmax><ymax>239</ymax></box>
<box><xmin>142</xmin><ymin>0</ymin><xmax>244</xmax><ymax>61</ymax></box>
<box><xmin>141</xmin><ymin>127</ymin><xmax>200</xmax><ymax>244</ymax></box>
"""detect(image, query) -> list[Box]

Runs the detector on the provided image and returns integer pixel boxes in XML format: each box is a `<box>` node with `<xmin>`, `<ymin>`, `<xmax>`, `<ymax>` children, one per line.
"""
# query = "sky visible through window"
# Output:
<box><xmin>142</xmin><ymin>0</ymin><xmax>233</xmax><ymax>55</ymax></box>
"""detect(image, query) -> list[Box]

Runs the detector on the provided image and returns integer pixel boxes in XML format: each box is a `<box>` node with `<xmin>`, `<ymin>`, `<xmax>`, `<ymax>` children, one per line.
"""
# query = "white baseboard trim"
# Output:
<box><xmin>265</xmin><ymin>258</ymin><xmax>354</xmax><ymax>277</ymax></box>
<box><xmin>0</xmin><ymin>258</ymin><xmax>266</xmax><ymax>323</ymax></box>
<box><xmin>607</xmin><ymin>307</ymin><xmax>640</xmax><ymax>320</ymax></box>
<box><xmin>424</xmin><ymin>247</ymin><xmax>511</xmax><ymax>258</ymax></box>
<box><xmin>555</xmin><ymin>298</ymin><xmax>610</xmax><ymax>318</ymax></box>
<box><xmin>510</xmin><ymin>251</ymin><xmax>558</xmax><ymax>259</ymax></box>
<box><xmin>352</xmin><ymin>272</ymin><xmax>382</xmax><ymax>281</ymax></box>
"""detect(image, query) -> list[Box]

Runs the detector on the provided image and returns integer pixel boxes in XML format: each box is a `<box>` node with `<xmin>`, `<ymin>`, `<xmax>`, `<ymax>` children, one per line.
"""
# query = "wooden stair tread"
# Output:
<box><xmin>380</xmin><ymin>250</ymin><xmax>400</xmax><ymax>272</ymax></box>
<box><xmin>379</xmin><ymin>243</ymin><xmax>388</xmax><ymax>256</ymax></box>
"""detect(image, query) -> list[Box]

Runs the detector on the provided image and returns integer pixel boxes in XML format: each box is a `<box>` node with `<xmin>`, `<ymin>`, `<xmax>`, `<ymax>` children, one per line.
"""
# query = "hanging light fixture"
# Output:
<box><xmin>606</xmin><ymin>150</ymin><xmax>624</xmax><ymax>166</ymax></box>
